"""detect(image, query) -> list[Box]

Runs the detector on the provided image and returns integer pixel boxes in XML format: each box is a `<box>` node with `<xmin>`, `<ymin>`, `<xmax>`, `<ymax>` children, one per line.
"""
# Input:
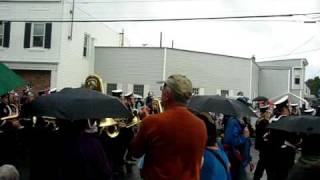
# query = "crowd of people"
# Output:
<box><xmin>0</xmin><ymin>74</ymin><xmax>320</xmax><ymax>180</ymax></box>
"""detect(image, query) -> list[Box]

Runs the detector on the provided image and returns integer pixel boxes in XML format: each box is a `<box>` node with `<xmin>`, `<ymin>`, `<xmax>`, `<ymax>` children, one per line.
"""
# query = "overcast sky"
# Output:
<box><xmin>75</xmin><ymin>0</ymin><xmax>320</xmax><ymax>79</ymax></box>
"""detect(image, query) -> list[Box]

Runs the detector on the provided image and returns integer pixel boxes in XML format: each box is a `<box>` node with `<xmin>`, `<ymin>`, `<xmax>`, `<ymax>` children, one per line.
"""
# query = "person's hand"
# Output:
<box><xmin>243</xmin><ymin>126</ymin><xmax>250</xmax><ymax>138</ymax></box>
<box><xmin>139</xmin><ymin>106</ymin><xmax>150</xmax><ymax>120</ymax></box>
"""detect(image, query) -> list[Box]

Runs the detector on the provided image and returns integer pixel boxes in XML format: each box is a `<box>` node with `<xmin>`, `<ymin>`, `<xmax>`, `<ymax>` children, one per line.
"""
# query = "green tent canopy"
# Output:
<box><xmin>0</xmin><ymin>63</ymin><xmax>25</xmax><ymax>96</ymax></box>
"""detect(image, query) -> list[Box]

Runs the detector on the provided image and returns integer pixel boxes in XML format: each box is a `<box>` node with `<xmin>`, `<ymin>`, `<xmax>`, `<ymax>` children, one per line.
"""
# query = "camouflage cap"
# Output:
<box><xmin>165</xmin><ymin>74</ymin><xmax>193</xmax><ymax>99</ymax></box>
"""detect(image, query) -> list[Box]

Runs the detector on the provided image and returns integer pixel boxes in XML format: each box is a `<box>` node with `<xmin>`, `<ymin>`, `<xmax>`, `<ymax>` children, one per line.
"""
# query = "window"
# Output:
<box><xmin>83</xmin><ymin>34</ymin><xmax>89</xmax><ymax>57</ymax></box>
<box><xmin>0</xmin><ymin>21</ymin><xmax>10</xmax><ymax>48</ymax></box>
<box><xmin>221</xmin><ymin>90</ymin><xmax>229</xmax><ymax>97</ymax></box>
<box><xmin>0</xmin><ymin>21</ymin><xmax>4</xmax><ymax>47</ymax></box>
<box><xmin>295</xmin><ymin>77</ymin><xmax>300</xmax><ymax>85</ymax></box>
<box><xmin>192</xmin><ymin>88</ymin><xmax>199</xmax><ymax>95</ymax></box>
<box><xmin>24</xmin><ymin>23</ymin><xmax>51</xmax><ymax>49</ymax></box>
<box><xmin>133</xmin><ymin>84</ymin><xmax>144</xmax><ymax>96</ymax></box>
<box><xmin>32</xmin><ymin>23</ymin><xmax>45</xmax><ymax>47</ymax></box>
<box><xmin>107</xmin><ymin>83</ymin><xmax>117</xmax><ymax>95</ymax></box>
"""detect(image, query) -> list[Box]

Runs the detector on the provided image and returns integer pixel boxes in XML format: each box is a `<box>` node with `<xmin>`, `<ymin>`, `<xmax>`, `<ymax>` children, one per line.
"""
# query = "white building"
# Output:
<box><xmin>95</xmin><ymin>47</ymin><xmax>310</xmax><ymax>105</ymax></box>
<box><xmin>257</xmin><ymin>59</ymin><xmax>309</xmax><ymax>104</ymax></box>
<box><xmin>0</xmin><ymin>0</ymin><xmax>128</xmax><ymax>93</ymax></box>
<box><xmin>95</xmin><ymin>47</ymin><xmax>259</xmax><ymax>99</ymax></box>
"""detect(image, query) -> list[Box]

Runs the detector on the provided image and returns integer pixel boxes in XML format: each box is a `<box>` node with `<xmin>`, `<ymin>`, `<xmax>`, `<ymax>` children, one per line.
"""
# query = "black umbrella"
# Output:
<box><xmin>31</xmin><ymin>88</ymin><xmax>132</xmax><ymax>120</ymax></box>
<box><xmin>187</xmin><ymin>95</ymin><xmax>257</xmax><ymax>117</ymax></box>
<box><xmin>252</xmin><ymin>96</ymin><xmax>268</xmax><ymax>102</ymax></box>
<box><xmin>268</xmin><ymin>116</ymin><xmax>320</xmax><ymax>134</ymax></box>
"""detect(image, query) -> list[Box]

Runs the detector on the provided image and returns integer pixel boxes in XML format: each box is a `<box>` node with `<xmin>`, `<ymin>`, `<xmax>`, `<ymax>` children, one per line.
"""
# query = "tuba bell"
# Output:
<box><xmin>84</xmin><ymin>74</ymin><xmax>105</xmax><ymax>93</ymax></box>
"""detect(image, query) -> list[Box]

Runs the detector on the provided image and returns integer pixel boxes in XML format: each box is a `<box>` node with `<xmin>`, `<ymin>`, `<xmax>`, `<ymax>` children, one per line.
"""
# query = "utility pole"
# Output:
<box><xmin>171</xmin><ymin>40</ymin><xmax>174</xmax><ymax>48</ymax></box>
<box><xmin>68</xmin><ymin>0</ymin><xmax>75</xmax><ymax>40</ymax></box>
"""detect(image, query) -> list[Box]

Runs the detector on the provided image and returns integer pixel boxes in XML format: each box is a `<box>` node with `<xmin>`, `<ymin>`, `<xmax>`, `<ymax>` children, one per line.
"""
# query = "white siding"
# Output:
<box><xmin>252</xmin><ymin>62</ymin><xmax>259</xmax><ymax>98</ymax></box>
<box><xmin>259</xmin><ymin>68</ymin><xmax>290</xmax><ymax>99</ymax></box>
<box><xmin>257</xmin><ymin>59</ymin><xmax>304</xmax><ymax>67</ymax></box>
<box><xmin>0</xmin><ymin>0</ymin><xmax>126</xmax><ymax>89</ymax></box>
<box><xmin>94</xmin><ymin>47</ymin><xmax>164</xmax><ymax>97</ymax></box>
<box><xmin>165</xmin><ymin>49</ymin><xmax>252</xmax><ymax>97</ymax></box>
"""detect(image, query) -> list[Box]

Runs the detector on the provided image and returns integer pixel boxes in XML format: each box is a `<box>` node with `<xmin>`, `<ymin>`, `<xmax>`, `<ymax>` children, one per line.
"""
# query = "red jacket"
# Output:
<box><xmin>131</xmin><ymin>106</ymin><xmax>207</xmax><ymax>180</ymax></box>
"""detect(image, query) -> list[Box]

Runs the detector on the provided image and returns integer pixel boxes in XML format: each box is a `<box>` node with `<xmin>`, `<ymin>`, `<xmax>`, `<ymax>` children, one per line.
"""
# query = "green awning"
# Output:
<box><xmin>0</xmin><ymin>63</ymin><xmax>25</xmax><ymax>96</ymax></box>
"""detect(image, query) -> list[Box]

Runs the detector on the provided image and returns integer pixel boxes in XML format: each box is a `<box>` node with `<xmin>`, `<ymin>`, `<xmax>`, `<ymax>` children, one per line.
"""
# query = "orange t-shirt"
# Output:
<box><xmin>131</xmin><ymin>106</ymin><xmax>207</xmax><ymax>180</ymax></box>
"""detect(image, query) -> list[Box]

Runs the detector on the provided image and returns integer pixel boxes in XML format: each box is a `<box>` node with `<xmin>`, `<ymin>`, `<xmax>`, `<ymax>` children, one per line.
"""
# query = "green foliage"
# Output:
<box><xmin>306</xmin><ymin>76</ymin><xmax>320</xmax><ymax>97</ymax></box>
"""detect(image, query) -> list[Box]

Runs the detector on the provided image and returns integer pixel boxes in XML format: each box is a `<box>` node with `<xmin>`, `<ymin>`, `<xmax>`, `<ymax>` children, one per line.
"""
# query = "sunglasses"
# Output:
<box><xmin>160</xmin><ymin>83</ymin><xmax>167</xmax><ymax>91</ymax></box>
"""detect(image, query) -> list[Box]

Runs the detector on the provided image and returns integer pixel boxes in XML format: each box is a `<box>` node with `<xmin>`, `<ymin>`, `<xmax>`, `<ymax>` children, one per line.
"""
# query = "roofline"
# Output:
<box><xmin>257</xmin><ymin>58</ymin><xmax>308</xmax><ymax>66</ymax></box>
<box><xmin>259</xmin><ymin>66</ymin><xmax>292</xmax><ymax>70</ymax></box>
<box><xmin>95</xmin><ymin>46</ymin><xmax>251</xmax><ymax>60</ymax></box>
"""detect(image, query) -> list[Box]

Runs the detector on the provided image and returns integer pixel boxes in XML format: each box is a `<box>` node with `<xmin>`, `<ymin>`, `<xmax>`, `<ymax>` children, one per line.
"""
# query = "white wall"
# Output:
<box><xmin>259</xmin><ymin>68</ymin><xmax>291</xmax><ymax>99</ymax></box>
<box><xmin>165</xmin><ymin>49</ymin><xmax>252</xmax><ymax>97</ymax></box>
<box><xmin>55</xmin><ymin>1</ymin><xmax>126</xmax><ymax>89</ymax></box>
<box><xmin>251</xmin><ymin>61</ymin><xmax>260</xmax><ymax>98</ymax></box>
<box><xmin>0</xmin><ymin>0</ymin><xmax>128</xmax><ymax>89</ymax></box>
<box><xmin>95</xmin><ymin>47</ymin><xmax>165</xmax><ymax>97</ymax></box>
<box><xmin>0</xmin><ymin>2</ymin><xmax>63</xmax><ymax>63</ymax></box>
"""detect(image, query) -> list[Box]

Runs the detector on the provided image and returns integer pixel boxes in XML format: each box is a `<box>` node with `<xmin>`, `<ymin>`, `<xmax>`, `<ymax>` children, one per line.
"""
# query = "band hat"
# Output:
<box><xmin>304</xmin><ymin>108</ymin><xmax>315</xmax><ymax>113</ymax></box>
<box><xmin>125</xmin><ymin>92</ymin><xmax>133</xmax><ymax>98</ymax></box>
<box><xmin>112</xmin><ymin>89</ymin><xmax>123</xmax><ymax>93</ymax></box>
<box><xmin>290</xmin><ymin>103</ymin><xmax>298</xmax><ymax>107</ymax></box>
<box><xmin>161</xmin><ymin>74</ymin><xmax>193</xmax><ymax>100</ymax></box>
<box><xmin>274</xmin><ymin>95</ymin><xmax>289</xmax><ymax>109</ymax></box>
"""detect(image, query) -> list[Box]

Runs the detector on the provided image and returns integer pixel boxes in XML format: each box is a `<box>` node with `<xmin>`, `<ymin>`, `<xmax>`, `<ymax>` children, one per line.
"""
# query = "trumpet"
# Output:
<box><xmin>99</xmin><ymin>116</ymin><xmax>141</xmax><ymax>138</ymax></box>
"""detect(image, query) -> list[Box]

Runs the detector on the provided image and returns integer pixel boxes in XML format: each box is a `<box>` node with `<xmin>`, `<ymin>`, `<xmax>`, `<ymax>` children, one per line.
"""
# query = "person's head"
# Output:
<box><xmin>112</xmin><ymin>89</ymin><xmax>123</xmax><ymax>99</ymax></box>
<box><xmin>197</xmin><ymin>112</ymin><xmax>217</xmax><ymax>146</ymax></box>
<box><xmin>0</xmin><ymin>164</ymin><xmax>19</xmax><ymax>180</ymax></box>
<box><xmin>274</xmin><ymin>96</ymin><xmax>290</xmax><ymax>116</ymax></box>
<box><xmin>160</xmin><ymin>74</ymin><xmax>193</xmax><ymax>108</ymax></box>
<box><xmin>1</xmin><ymin>94</ymin><xmax>9</xmax><ymax>104</ymax></box>
<box><xmin>125</xmin><ymin>92</ymin><xmax>134</xmax><ymax>105</ymax></box>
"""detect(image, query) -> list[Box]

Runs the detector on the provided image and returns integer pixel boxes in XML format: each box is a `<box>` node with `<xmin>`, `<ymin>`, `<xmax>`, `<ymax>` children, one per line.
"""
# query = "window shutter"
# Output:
<box><xmin>3</xmin><ymin>21</ymin><xmax>10</xmax><ymax>48</ymax></box>
<box><xmin>24</xmin><ymin>23</ymin><xmax>31</xmax><ymax>48</ymax></box>
<box><xmin>44</xmin><ymin>23</ymin><xmax>52</xmax><ymax>49</ymax></box>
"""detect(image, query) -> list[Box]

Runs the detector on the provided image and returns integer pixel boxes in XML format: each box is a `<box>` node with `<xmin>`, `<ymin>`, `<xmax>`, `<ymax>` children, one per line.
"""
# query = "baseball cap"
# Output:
<box><xmin>162</xmin><ymin>74</ymin><xmax>193</xmax><ymax>100</ymax></box>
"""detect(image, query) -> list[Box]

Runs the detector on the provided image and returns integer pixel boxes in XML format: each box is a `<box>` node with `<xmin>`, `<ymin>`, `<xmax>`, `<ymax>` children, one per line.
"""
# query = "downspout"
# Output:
<box><xmin>300</xmin><ymin>60</ymin><xmax>304</xmax><ymax>106</ymax></box>
<box><xmin>288</xmin><ymin>69</ymin><xmax>291</xmax><ymax>93</ymax></box>
<box><xmin>162</xmin><ymin>48</ymin><xmax>167</xmax><ymax>81</ymax></box>
<box><xmin>249</xmin><ymin>59</ymin><xmax>253</xmax><ymax>99</ymax></box>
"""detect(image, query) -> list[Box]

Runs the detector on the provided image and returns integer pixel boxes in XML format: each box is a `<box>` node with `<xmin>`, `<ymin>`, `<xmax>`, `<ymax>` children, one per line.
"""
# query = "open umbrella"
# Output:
<box><xmin>187</xmin><ymin>95</ymin><xmax>257</xmax><ymax>117</ymax></box>
<box><xmin>0</xmin><ymin>63</ymin><xmax>25</xmax><ymax>96</ymax></box>
<box><xmin>31</xmin><ymin>88</ymin><xmax>132</xmax><ymax>121</ymax></box>
<box><xmin>268</xmin><ymin>115</ymin><xmax>320</xmax><ymax>134</ymax></box>
<box><xmin>252</xmin><ymin>96</ymin><xmax>268</xmax><ymax>102</ymax></box>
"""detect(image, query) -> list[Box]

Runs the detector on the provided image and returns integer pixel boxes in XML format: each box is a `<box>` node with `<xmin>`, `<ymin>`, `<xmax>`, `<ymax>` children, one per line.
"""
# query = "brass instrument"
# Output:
<box><xmin>1</xmin><ymin>104</ymin><xmax>19</xmax><ymax>121</ymax></box>
<box><xmin>0</xmin><ymin>104</ymin><xmax>23</xmax><ymax>129</ymax></box>
<box><xmin>99</xmin><ymin>116</ymin><xmax>141</xmax><ymax>138</ymax></box>
<box><xmin>84</xmin><ymin>74</ymin><xmax>105</xmax><ymax>93</ymax></box>
<box><xmin>84</xmin><ymin>74</ymin><xmax>141</xmax><ymax>138</ymax></box>
<box><xmin>151</xmin><ymin>98</ymin><xmax>164</xmax><ymax>114</ymax></box>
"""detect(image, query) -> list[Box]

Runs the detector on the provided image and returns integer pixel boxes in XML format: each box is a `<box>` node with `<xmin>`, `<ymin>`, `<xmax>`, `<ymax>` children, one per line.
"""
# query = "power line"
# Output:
<box><xmin>4</xmin><ymin>12</ymin><xmax>320</xmax><ymax>22</ymax></box>
<box><xmin>259</xmin><ymin>47</ymin><xmax>320</xmax><ymax>60</ymax></box>
<box><xmin>286</xmin><ymin>34</ymin><xmax>318</xmax><ymax>56</ymax></box>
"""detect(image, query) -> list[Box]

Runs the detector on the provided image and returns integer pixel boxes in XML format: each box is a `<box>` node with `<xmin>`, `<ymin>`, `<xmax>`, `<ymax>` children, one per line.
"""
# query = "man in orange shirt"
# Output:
<box><xmin>131</xmin><ymin>74</ymin><xmax>207</xmax><ymax>180</ymax></box>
